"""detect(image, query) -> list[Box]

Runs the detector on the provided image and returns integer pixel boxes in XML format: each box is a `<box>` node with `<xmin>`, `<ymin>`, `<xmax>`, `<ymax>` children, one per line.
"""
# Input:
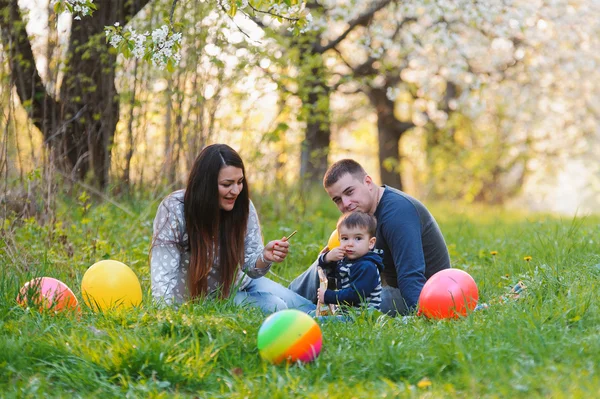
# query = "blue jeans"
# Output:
<box><xmin>288</xmin><ymin>260</ymin><xmax>409</xmax><ymax>316</ymax></box>
<box><xmin>234</xmin><ymin>276</ymin><xmax>316</xmax><ymax>314</ymax></box>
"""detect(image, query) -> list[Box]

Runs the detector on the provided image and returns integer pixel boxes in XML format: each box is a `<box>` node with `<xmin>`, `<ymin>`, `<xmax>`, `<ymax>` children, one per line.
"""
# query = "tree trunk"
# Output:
<box><xmin>367</xmin><ymin>86</ymin><xmax>413</xmax><ymax>189</ymax></box>
<box><xmin>0</xmin><ymin>0</ymin><xmax>150</xmax><ymax>189</ymax></box>
<box><xmin>301</xmin><ymin>84</ymin><xmax>331</xmax><ymax>185</ymax></box>
<box><xmin>299</xmin><ymin>39</ymin><xmax>331</xmax><ymax>186</ymax></box>
<box><xmin>122</xmin><ymin>58</ymin><xmax>139</xmax><ymax>190</ymax></box>
<box><xmin>174</xmin><ymin>73</ymin><xmax>185</xmax><ymax>184</ymax></box>
<box><xmin>164</xmin><ymin>78</ymin><xmax>174</xmax><ymax>185</ymax></box>
<box><xmin>60</xmin><ymin>1</ymin><xmax>127</xmax><ymax>187</ymax></box>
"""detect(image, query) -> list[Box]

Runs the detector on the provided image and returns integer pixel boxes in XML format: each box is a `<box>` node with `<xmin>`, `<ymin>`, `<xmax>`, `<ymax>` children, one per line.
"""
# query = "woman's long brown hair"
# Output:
<box><xmin>184</xmin><ymin>144</ymin><xmax>249</xmax><ymax>298</ymax></box>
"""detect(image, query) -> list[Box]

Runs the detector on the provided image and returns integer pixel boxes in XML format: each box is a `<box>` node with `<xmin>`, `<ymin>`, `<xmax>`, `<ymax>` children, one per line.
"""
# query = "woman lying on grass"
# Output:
<box><xmin>150</xmin><ymin>144</ymin><xmax>315</xmax><ymax>314</ymax></box>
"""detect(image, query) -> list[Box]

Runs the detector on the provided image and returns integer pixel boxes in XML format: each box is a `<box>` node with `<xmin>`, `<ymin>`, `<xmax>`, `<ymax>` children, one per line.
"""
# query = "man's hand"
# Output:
<box><xmin>325</xmin><ymin>247</ymin><xmax>345</xmax><ymax>263</ymax></box>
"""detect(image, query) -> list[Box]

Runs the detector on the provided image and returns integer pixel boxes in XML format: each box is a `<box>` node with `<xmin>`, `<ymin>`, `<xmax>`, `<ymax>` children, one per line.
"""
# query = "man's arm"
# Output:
<box><xmin>381</xmin><ymin>203</ymin><xmax>427</xmax><ymax>309</ymax></box>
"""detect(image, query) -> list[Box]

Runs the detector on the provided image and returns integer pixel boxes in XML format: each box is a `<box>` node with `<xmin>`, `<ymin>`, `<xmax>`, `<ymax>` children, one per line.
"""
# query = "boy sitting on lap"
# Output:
<box><xmin>317</xmin><ymin>212</ymin><xmax>383</xmax><ymax>311</ymax></box>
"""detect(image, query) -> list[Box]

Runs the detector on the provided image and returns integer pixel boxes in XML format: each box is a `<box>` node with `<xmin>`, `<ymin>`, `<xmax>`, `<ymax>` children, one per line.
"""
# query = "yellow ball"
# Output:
<box><xmin>327</xmin><ymin>229</ymin><xmax>340</xmax><ymax>249</ymax></box>
<box><xmin>81</xmin><ymin>260</ymin><xmax>142</xmax><ymax>311</ymax></box>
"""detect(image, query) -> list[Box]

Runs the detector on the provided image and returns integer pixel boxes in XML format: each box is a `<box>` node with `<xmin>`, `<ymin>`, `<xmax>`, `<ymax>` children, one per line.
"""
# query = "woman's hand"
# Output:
<box><xmin>262</xmin><ymin>236</ymin><xmax>290</xmax><ymax>264</ymax></box>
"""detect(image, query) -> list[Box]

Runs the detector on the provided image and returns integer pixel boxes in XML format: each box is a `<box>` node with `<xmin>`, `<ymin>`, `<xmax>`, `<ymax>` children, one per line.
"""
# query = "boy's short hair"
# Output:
<box><xmin>337</xmin><ymin>211</ymin><xmax>377</xmax><ymax>237</ymax></box>
<box><xmin>323</xmin><ymin>159</ymin><xmax>367</xmax><ymax>188</ymax></box>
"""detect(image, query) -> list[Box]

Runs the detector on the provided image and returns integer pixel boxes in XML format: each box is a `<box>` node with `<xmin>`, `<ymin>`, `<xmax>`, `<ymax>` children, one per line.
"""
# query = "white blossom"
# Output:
<box><xmin>54</xmin><ymin>0</ymin><xmax>94</xmax><ymax>19</ymax></box>
<box><xmin>109</xmin><ymin>34</ymin><xmax>123</xmax><ymax>48</ymax></box>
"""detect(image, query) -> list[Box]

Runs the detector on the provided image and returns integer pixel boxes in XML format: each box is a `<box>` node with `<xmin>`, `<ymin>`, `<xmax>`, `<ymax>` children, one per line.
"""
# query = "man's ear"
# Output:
<box><xmin>364</xmin><ymin>174</ymin><xmax>373</xmax><ymax>187</ymax></box>
<box><xmin>369</xmin><ymin>236</ymin><xmax>377</xmax><ymax>249</ymax></box>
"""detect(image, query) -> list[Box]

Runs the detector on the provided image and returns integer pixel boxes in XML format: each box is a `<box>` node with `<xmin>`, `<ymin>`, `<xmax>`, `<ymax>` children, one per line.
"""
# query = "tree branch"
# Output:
<box><xmin>119</xmin><ymin>0</ymin><xmax>152</xmax><ymax>25</ymax></box>
<box><xmin>247</xmin><ymin>13</ymin><xmax>268</xmax><ymax>29</ymax></box>
<box><xmin>315</xmin><ymin>0</ymin><xmax>393</xmax><ymax>53</ymax></box>
<box><xmin>169</xmin><ymin>0</ymin><xmax>179</xmax><ymax>24</ymax></box>
<box><xmin>256</xmin><ymin>65</ymin><xmax>298</xmax><ymax>96</ymax></box>
<box><xmin>336</xmin><ymin>85</ymin><xmax>364</xmax><ymax>95</ymax></box>
<box><xmin>334</xmin><ymin>16</ymin><xmax>417</xmax><ymax>79</ymax></box>
<box><xmin>248</xmin><ymin>3</ymin><xmax>299</xmax><ymax>22</ymax></box>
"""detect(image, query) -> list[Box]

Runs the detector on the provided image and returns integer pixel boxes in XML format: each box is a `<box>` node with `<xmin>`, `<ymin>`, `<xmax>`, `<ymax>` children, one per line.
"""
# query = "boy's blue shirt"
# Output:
<box><xmin>319</xmin><ymin>251</ymin><xmax>383</xmax><ymax>307</ymax></box>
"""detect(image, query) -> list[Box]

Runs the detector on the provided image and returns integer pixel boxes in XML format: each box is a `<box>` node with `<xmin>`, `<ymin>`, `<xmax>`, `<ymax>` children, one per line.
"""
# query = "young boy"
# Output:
<box><xmin>317</xmin><ymin>211</ymin><xmax>384</xmax><ymax>310</ymax></box>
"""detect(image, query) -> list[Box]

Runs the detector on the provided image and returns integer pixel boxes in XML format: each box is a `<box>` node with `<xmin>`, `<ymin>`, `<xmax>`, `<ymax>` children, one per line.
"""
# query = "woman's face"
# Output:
<box><xmin>218</xmin><ymin>166</ymin><xmax>244</xmax><ymax>211</ymax></box>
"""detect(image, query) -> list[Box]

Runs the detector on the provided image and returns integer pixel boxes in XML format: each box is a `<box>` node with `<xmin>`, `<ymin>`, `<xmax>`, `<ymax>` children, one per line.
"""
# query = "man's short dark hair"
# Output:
<box><xmin>323</xmin><ymin>159</ymin><xmax>367</xmax><ymax>188</ymax></box>
<box><xmin>337</xmin><ymin>211</ymin><xmax>377</xmax><ymax>238</ymax></box>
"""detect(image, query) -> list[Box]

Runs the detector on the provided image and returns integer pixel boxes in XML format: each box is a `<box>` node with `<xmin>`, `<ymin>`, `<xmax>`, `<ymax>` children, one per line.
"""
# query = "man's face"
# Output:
<box><xmin>325</xmin><ymin>173</ymin><xmax>376</xmax><ymax>214</ymax></box>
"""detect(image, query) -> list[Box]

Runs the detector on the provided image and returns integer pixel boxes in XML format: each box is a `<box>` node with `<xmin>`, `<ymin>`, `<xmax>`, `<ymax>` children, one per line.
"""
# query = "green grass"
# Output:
<box><xmin>1</xmin><ymin>189</ymin><xmax>599</xmax><ymax>398</ymax></box>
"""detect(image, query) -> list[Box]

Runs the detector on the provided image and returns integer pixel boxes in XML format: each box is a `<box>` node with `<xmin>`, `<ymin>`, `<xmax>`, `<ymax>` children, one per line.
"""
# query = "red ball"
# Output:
<box><xmin>418</xmin><ymin>269</ymin><xmax>479</xmax><ymax>319</ymax></box>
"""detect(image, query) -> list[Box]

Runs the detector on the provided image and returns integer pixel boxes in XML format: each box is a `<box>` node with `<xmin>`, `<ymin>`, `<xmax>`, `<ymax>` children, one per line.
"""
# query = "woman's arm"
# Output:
<box><xmin>150</xmin><ymin>193</ymin><xmax>187</xmax><ymax>305</ymax></box>
<box><xmin>241</xmin><ymin>201</ymin><xmax>272</xmax><ymax>278</ymax></box>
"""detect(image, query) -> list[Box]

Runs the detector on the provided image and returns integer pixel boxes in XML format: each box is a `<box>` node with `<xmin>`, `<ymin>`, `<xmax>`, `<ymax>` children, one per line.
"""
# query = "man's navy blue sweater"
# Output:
<box><xmin>374</xmin><ymin>186</ymin><xmax>451</xmax><ymax>309</ymax></box>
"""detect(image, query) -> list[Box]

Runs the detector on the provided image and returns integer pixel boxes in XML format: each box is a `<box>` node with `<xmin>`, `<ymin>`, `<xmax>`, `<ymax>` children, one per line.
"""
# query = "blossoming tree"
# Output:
<box><xmin>321</xmin><ymin>0</ymin><xmax>600</xmax><ymax>202</ymax></box>
<box><xmin>0</xmin><ymin>0</ymin><xmax>309</xmax><ymax>188</ymax></box>
<box><xmin>1</xmin><ymin>0</ymin><xmax>155</xmax><ymax>188</ymax></box>
<box><xmin>249</xmin><ymin>0</ymin><xmax>394</xmax><ymax>184</ymax></box>
<box><xmin>309</xmin><ymin>0</ymin><xmax>522</xmax><ymax>190</ymax></box>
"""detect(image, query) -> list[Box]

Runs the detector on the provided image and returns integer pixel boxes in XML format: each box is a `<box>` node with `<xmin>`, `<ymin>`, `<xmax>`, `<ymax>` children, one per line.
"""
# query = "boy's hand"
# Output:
<box><xmin>325</xmin><ymin>247</ymin><xmax>345</xmax><ymax>263</ymax></box>
<box><xmin>317</xmin><ymin>288</ymin><xmax>325</xmax><ymax>304</ymax></box>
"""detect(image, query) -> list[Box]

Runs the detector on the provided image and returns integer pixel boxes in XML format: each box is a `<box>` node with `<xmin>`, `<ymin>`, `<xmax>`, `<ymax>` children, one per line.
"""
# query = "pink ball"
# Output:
<box><xmin>419</xmin><ymin>269</ymin><xmax>479</xmax><ymax>319</ymax></box>
<box><xmin>17</xmin><ymin>277</ymin><xmax>80</xmax><ymax>314</ymax></box>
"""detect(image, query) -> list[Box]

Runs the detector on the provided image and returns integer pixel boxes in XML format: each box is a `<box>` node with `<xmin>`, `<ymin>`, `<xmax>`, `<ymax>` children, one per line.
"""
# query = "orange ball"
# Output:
<box><xmin>327</xmin><ymin>229</ymin><xmax>340</xmax><ymax>249</ymax></box>
<box><xmin>418</xmin><ymin>269</ymin><xmax>479</xmax><ymax>319</ymax></box>
<box><xmin>17</xmin><ymin>277</ymin><xmax>80</xmax><ymax>314</ymax></box>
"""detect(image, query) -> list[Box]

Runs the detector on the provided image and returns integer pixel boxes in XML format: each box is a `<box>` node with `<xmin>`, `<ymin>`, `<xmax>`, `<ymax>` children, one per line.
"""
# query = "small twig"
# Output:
<box><xmin>2</xmin><ymin>237</ymin><xmax>18</xmax><ymax>267</ymax></box>
<box><xmin>267</xmin><ymin>270</ymin><xmax>291</xmax><ymax>284</ymax></box>
<box><xmin>285</xmin><ymin>230</ymin><xmax>297</xmax><ymax>240</ymax></box>
<box><xmin>216</xmin><ymin>2</ymin><xmax>253</xmax><ymax>40</ymax></box>
<box><xmin>55</xmin><ymin>170</ymin><xmax>136</xmax><ymax>217</ymax></box>
<box><xmin>44</xmin><ymin>105</ymin><xmax>88</xmax><ymax>144</ymax></box>
<box><xmin>248</xmin><ymin>4</ymin><xmax>300</xmax><ymax>23</ymax></box>
<box><xmin>169</xmin><ymin>0</ymin><xmax>179</xmax><ymax>25</ymax></box>
<box><xmin>227</xmin><ymin>14</ymin><xmax>252</xmax><ymax>39</ymax></box>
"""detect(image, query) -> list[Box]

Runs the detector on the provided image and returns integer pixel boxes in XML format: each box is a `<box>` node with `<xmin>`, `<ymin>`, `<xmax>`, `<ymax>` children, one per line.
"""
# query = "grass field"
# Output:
<box><xmin>1</xmin><ymin>189</ymin><xmax>599</xmax><ymax>398</ymax></box>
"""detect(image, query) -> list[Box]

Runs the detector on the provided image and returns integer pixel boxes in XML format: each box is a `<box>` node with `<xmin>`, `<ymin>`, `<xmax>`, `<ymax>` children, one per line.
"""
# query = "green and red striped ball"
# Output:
<box><xmin>257</xmin><ymin>309</ymin><xmax>322</xmax><ymax>364</ymax></box>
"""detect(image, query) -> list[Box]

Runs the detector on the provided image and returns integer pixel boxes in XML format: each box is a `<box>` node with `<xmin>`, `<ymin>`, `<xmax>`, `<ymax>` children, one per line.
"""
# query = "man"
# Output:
<box><xmin>289</xmin><ymin>159</ymin><xmax>451</xmax><ymax>315</ymax></box>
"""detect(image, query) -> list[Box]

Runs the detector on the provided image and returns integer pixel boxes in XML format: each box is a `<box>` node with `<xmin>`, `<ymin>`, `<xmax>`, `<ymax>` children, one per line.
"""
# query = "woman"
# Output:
<box><xmin>150</xmin><ymin>144</ymin><xmax>315</xmax><ymax>313</ymax></box>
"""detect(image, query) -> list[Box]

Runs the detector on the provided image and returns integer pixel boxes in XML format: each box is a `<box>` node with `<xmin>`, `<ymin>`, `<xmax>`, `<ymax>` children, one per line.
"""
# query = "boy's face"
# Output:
<box><xmin>338</xmin><ymin>225</ymin><xmax>376</xmax><ymax>260</ymax></box>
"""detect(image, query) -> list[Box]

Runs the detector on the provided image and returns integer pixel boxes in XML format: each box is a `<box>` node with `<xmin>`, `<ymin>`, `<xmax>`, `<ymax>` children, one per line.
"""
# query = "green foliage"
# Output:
<box><xmin>1</xmin><ymin>189</ymin><xmax>599</xmax><ymax>397</ymax></box>
<box><xmin>423</xmin><ymin>112</ymin><xmax>530</xmax><ymax>204</ymax></box>
<box><xmin>53</xmin><ymin>0</ymin><xmax>97</xmax><ymax>17</ymax></box>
